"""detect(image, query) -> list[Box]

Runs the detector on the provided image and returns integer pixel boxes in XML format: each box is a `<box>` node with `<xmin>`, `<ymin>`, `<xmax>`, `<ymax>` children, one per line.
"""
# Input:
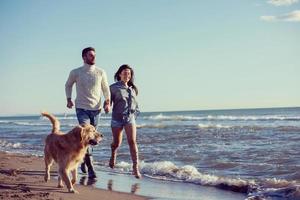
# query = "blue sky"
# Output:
<box><xmin>0</xmin><ymin>0</ymin><xmax>299</xmax><ymax>115</ymax></box>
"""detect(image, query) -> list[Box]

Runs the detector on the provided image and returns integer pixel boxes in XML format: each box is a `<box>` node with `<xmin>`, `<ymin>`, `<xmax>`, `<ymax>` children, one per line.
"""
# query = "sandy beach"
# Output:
<box><xmin>0</xmin><ymin>151</ymin><xmax>247</xmax><ymax>200</ymax></box>
<box><xmin>0</xmin><ymin>151</ymin><xmax>148</xmax><ymax>200</ymax></box>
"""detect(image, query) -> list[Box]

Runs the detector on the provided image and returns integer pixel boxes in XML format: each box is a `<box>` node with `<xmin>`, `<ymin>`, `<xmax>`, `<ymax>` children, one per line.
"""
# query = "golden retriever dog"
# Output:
<box><xmin>42</xmin><ymin>112</ymin><xmax>103</xmax><ymax>193</ymax></box>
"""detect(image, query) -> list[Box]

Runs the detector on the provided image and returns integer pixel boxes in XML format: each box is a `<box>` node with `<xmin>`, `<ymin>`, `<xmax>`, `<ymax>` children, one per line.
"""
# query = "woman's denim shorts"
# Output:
<box><xmin>111</xmin><ymin>115</ymin><xmax>136</xmax><ymax>128</ymax></box>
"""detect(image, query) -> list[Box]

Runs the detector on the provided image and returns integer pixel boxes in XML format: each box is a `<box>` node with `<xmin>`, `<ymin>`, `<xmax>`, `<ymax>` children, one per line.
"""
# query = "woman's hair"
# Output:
<box><xmin>114</xmin><ymin>64</ymin><xmax>138</xmax><ymax>95</ymax></box>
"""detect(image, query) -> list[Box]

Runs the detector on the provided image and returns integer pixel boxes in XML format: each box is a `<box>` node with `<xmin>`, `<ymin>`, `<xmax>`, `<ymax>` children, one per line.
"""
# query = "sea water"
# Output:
<box><xmin>1</xmin><ymin>107</ymin><xmax>299</xmax><ymax>199</ymax></box>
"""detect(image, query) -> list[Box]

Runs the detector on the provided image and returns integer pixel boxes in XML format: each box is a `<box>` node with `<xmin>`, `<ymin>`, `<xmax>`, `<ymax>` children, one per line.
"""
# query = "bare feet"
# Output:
<box><xmin>133</xmin><ymin>167</ymin><xmax>141</xmax><ymax>179</ymax></box>
<box><xmin>109</xmin><ymin>145</ymin><xmax>116</xmax><ymax>169</ymax></box>
<box><xmin>44</xmin><ymin>174</ymin><xmax>50</xmax><ymax>182</ymax></box>
<box><xmin>69</xmin><ymin>188</ymin><xmax>79</xmax><ymax>194</ymax></box>
<box><xmin>133</xmin><ymin>172</ymin><xmax>141</xmax><ymax>179</ymax></box>
<box><xmin>71</xmin><ymin>179</ymin><xmax>76</xmax><ymax>185</ymax></box>
<box><xmin>109</xmin><ymin>156</ymin><xmax>115</xmax><ymax>169</ymax></box>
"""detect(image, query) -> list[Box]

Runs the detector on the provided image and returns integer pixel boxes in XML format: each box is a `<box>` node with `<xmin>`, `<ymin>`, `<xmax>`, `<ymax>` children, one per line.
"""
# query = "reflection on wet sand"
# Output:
<box><xmin>107</xmin><ymin>179</ymin><xmax>113</xmax><ymax>191</ymax></box>
<box><xmin>107</xmin><ymin>179</ymin><xmax>140</xmax><ymax>194</ymax></box>
<box><xmin>79</xmin><ymin>176</ymin><xmax>97</xmax><ymax>186</ymax></box>
<box><xmin>79</xmin><ymin>176</ymin><xmax>140</xmax><ymax>194</ymax></box>
<box><xmin>131</xmin><ymin>183</ymin><xmax>140</xmax><ymax>194</ymax></box>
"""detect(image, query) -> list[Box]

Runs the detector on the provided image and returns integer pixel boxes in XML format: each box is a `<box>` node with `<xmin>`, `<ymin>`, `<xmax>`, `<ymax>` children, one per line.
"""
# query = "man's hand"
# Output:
<box><xmin>67</xmin><ymin>98</ymin><xmax>74</xmax><ymax>109</ymax></box>
<box><xmin>104</xmin><ymin>99</ymin><xmax>110</xmax><ymax>113</ymax></box>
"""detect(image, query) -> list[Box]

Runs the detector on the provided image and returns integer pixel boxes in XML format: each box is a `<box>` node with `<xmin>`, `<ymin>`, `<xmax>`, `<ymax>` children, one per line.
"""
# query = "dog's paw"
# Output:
<box><xmin>71</xmin><ymin>179</ymin><xmax>76</xmax><ymax>185</ymax></box>
<box><xmin>44</xmin><ymin>175</ymin><xmax>50</xmax><ymax>182</ymax></box>
<box><xmin>69</xmin><ymin>188</ymin><xmax>79</xmax><ymax>194</ymax></box>
<box><xmin>57</xmin><ymin>184</ymin><xmax>64</xmax><ymax>188</ymax></box>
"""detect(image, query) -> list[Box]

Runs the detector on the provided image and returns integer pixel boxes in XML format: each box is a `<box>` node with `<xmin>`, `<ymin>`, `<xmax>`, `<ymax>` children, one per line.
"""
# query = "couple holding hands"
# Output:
<box><xmin>65</xmin><ymin>47</ymin><xmax>141</xmax><ymax>179</ymax></box>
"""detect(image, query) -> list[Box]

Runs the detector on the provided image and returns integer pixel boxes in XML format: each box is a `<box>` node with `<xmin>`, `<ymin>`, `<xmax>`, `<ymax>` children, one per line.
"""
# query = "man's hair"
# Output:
<box><xmin>82</xmin><ymin>47</ymin><xmax>95</xmax><ymax>58</ymax></box>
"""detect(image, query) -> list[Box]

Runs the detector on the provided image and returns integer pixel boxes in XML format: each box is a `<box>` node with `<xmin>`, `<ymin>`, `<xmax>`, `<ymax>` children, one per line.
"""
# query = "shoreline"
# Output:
<box><xmin>0</xmin><ymin>151</ymin><xmax>247</xmax><ymax>200</ymax></box>
<box><xmin>0</xmin><ymin>151</ymin><xmax>149</xmax><ymax>200</ymax></box>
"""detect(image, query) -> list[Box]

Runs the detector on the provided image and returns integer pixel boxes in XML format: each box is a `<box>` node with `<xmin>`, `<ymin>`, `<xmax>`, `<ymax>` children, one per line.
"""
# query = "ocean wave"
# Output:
<box><xmin>145</xmin><ymin>114</ymin><xmax>203</xmax><ymax>121</ymax></box>
<box><xmin>139</xmin><ymin>122</ymin><xmax>234</xmax><ymax>129</ymax></box>
<box><xmin>0</xmin><ymin>139</ymin><xmax>22</xmax><ymax>148</ymax></box>
<box><xmin>55</xmin><ymin>116</ymin><xmax>77</xmax><ymax>120</ymax></box>
<box><xmin>137</xmin><ymin>123</ymin><xmax>168</xmax><ymax>129</ymax></box>
<box><xmin>207</xmin><ymin>115</ymin><xmax>300</xmax><ymax>121</ymax></box>
<box><xmin>107</xmin><ymin>160</ymin><xmax>300</xmax><ymax>198</ymax></box>
<box><xmin>143</xmin><ymin>114</ymin><xmax>300</xmax><ymax>122</ymax></box>
<box><xmin>246</xmin><ymin>178</ymin><xmax>300</xmax><ymax>200</ymax></box>
<box><xmin>197</xmin><ymin>124</ymin><xmax>300</xmax><ymax>131</ymax></box>
<box><xmin>137</xmin><ymin>122</ymin><xmax>300</xmax><ymax>131</ymax></box>
<box><xmin>198</xmin><ymin>124</ymin><xmax>231</xmax><ymax>129</ymax></box>
<box><xmin>3</xmin><ymin>121</ymin><xmax>74</xmax><ymax>127</ymax></box>
<box><xmin>276</xmin><ymin>126</ymin><xmax>300</xmax><ymax>132</ymax></box>
<box><xmin>62</xmin><ymin>123</ymin><xmax>111</xmax><ymax>127</ymax></box>
<box><xmin>55</xmin><ymin>115</ymin><xmax>111</xmax><ymax>120</ymax></box>
<box><xmin>112</xmin><ymin>160</ymin><xmax>252</xmax><ymax>193</ymax></box>
<box><xmin>0</xmin><ymin>120</ymin><xmax>111</xmax><ymax>128</ymax></box>
<box><xmin>0</xmin><ymin>120</ymin><xmax>46</xmax><ymax>126</ymax></box>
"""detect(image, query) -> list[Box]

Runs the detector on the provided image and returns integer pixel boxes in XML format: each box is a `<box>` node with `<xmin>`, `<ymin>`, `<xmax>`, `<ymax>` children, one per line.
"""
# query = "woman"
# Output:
<box><xmin>109</xmin><ymin>64</ymin><xmax>141</xmax><ymax>178</ymax></box>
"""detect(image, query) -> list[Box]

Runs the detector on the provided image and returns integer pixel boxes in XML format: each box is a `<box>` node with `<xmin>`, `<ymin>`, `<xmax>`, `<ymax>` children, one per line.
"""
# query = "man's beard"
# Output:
<box><xmin>86</xmin><ymin>60</ymin><xmax>95</xmax><ymax>65</ymax></box>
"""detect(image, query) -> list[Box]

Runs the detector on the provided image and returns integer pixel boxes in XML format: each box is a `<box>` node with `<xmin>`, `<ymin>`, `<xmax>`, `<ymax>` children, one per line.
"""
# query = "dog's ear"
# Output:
<box><xmin>73</xmin><ymin>126</ymin><xmax>84</xmax><ymax>142</ymax></box>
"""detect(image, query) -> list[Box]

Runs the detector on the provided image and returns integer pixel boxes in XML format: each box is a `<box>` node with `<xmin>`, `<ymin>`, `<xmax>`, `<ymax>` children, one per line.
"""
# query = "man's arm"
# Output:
<box><xmin>65</xmin><ymin>70</ymin><xmax>75</xmax><ymax>109</ymax></box>
<box><xmin>101</xmin><ymin>71</ymin><xmax>111</xmax><ymax>113</ymax></box>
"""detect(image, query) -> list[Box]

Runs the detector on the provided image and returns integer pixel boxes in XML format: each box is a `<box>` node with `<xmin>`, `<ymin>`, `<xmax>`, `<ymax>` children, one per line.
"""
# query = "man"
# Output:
<box><xmin>65</xmin><ymin>47</ymin><xmax>110</xmax><ymax>178</ymax></box>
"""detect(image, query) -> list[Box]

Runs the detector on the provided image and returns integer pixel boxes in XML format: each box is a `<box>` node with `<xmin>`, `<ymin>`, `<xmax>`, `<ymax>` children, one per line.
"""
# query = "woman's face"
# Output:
<box><xmin>119</xmin><ymin>68</ymin><xmax>131</xmax><ymax>83</ymax></box>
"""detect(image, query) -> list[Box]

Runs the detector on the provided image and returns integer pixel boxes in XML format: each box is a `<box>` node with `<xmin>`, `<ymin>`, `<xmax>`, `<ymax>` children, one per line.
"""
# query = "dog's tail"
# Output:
<box><xmin>41</xmin><ymin>112</ymin><xmax>60</xmax><ymax>134</ymax></box>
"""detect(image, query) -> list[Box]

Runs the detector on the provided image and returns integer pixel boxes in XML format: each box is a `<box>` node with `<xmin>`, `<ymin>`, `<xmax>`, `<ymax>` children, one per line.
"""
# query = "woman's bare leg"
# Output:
<box><xmin>109</xmin><ymin>127</ymin><xmax>123</xmax><ymax>168</ymax></box>
<box><xmin>124</xmin><ymin>124</ymin><xmax>141</xmax><ymax>178</ymax></box>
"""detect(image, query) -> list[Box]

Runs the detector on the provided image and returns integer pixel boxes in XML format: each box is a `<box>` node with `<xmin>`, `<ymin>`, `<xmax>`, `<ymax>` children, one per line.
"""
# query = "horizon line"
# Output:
<box><xmin>0</xmin><ymin>106</ymin><xmax>299</xmax><ymax>117</ymax></box>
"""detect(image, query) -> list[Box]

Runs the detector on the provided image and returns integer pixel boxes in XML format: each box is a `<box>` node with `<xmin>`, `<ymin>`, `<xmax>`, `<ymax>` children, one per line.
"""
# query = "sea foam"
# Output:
<box><xmin>143</xmin><ymin>114</ymin><xmax>300</xmax><ymax>121</ymax></box>
<box><xmin>112</xmin><ymin>160</ymin><xmax>252</xmax><ymax>193</ymax></box>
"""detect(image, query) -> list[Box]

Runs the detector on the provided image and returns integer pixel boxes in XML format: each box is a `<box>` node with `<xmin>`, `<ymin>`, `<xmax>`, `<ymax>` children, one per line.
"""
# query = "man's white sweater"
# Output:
<box><xmin>65</xmin><ymin>64</ymin><xmax>110</xmax><ymax>110</ymax></box>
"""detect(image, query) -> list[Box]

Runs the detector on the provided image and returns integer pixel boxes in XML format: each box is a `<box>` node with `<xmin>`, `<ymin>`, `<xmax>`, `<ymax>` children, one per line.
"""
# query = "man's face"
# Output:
<box><xmin>83</xmin><ymin>50</ymin><xmax>96</xmax><ymax>65</ymax></box>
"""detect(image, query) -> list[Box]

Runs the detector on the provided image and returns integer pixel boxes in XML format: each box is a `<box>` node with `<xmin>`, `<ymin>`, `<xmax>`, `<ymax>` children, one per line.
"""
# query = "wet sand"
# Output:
<box><xmin>0</xmin><ymin>151</ymin><xmax>247</xmax><ymax>200</ymax></box>
<box><xmin>0</xmin><ymin>151</ymin><xmax>148</xmax><ymax>200</ymax></box>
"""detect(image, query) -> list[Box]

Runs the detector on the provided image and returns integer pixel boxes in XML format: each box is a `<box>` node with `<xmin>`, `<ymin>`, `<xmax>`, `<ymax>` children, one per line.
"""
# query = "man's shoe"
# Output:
<box><xmin>88</xmin><ymin>170</ymin><xmax>97</xmax><ymax>179</ymax></box>
<box><xmin>80</xmin><ymin>162</ymin><xmax>87</xmax><ymax>174</ymax></box>
<box><xmin>85</xmin><ymin>154</ymin><xmax>97</xmax><ymax>178</ymax></box>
